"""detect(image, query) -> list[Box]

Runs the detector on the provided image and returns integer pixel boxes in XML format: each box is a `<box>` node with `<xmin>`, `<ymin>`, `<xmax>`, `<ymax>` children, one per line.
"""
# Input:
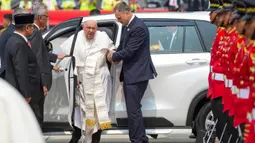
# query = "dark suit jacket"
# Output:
<box><xmin>29</xmin><ymin>26</ymin><xmax>58</xmax><ymax>90</ymax></box>
<box><xmin>112</xmin><ymin>16</ymin><xmax>157</xmax><ymax>84</ymax></box>
<box><xmin>5</xmin><ymin>33</ymin><xmax>42</xmax><ymax>102</ymax></box>
<box><xmin>0</xmin><ymin>24</ymin><xmax>15</xmax><ymax>75</ymax></box>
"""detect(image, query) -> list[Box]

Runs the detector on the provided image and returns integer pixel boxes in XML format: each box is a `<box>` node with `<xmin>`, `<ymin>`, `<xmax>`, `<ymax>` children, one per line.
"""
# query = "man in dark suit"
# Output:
<box><xmin>5</xmin><ymin>13</ymin><xmax>43</xmax><ymax>112</ymax></box>
<box><xmin>0</xmin><ymin>8</ymin><xmax>28</xmax><ymax>79</ymax></box>
<box><xmin>108</xmin><ymin>2</ymin><xmax>157</xmax><ymax>143</ymax></box>
<box><xmin>29</xmin><ymin>2</ymin><xmax>66</xmax><ymax>129</ymax></box>
<box><xmin>30</xmin><ymin>2</ymin><xmax>66</xmax><ymax>94</ymax></box>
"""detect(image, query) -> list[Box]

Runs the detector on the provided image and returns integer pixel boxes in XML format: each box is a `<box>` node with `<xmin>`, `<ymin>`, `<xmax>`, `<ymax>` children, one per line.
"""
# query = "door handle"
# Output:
<box><xmin>186</xmin><ymin>58</ymin><xmax>208</xmax><ymax>65</ymax></box>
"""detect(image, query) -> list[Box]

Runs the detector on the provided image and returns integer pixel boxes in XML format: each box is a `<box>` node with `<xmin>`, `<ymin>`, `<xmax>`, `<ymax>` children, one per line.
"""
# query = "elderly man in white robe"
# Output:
<box><xmin>61</xmin><ymin>19</ymin><xmax>114</xmax><ymax>143</ymax></box>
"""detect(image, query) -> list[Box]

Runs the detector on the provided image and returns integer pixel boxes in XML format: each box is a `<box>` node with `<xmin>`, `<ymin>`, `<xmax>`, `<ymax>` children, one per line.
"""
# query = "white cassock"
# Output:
<box><xmin>0</xmin><ymin>79</ymin><xmax>45</xmax><ymax>143</ymax></box>
<box><xmin>60</xmin><ymin>30</ymin><xmax>115</xmax><ymax>142</ymax></box>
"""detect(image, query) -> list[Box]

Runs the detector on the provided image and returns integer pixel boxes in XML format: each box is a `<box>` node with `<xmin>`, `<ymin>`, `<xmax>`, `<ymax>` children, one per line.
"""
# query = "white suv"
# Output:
<box><xmin>42</xmin><ymin>11</ymin><xmax>216</xmax><ymax>138</ymax></box>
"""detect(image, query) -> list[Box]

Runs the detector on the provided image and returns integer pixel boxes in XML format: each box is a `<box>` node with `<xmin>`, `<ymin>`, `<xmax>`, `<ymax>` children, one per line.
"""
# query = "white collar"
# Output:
<box><xmin>14</xmin><ymin>31</ymin><xmax>28</xmax><ymax>42</ymax></box>
<box><xmin>127</xmin><ymin>14</ymin><xmax>135</xmax><ymax>27</ymax></box>
<box><xmin>34</xmin><ymin>23</ymin><xmax>40</xmax><ymax>30</ymax></box>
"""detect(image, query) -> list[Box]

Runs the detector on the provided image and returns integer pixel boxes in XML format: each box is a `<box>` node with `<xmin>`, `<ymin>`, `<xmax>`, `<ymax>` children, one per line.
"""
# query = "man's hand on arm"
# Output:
<box><xmin>107</xmin><ymin>50</ymin><xmax>120</xmax><ymax>64</ymax></box>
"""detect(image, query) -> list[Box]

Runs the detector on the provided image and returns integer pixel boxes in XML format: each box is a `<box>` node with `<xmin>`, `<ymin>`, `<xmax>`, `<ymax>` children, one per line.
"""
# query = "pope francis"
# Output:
<box><xmin>61</xmin><ymin>19</ymin><xmax>115</xmax><ymax>143</ymax></box>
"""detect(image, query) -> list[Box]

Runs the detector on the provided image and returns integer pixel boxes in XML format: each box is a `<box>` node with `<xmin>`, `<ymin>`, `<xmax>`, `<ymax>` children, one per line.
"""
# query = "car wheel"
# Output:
<box><xmin>196</xmin><ymin>102</ymin><xmax>215</xmax><ymax>132</ymax></box>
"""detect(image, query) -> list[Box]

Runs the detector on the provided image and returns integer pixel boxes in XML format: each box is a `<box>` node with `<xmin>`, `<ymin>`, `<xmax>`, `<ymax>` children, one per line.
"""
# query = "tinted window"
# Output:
<box><xmin>184</xmin><ymin>26</ymin><xmax>203</xmax><ymax>53</ymax></box>
<box><xmin>149</xmin><ymin>26</ymin><xmax>184</xmax><ymax>53</ymax></box>
<box><xmin>148</xmin><ymin>25</ymin><xmax>204</xmax><ymax>53</ymax></box>
<box><xmin>195</xmin><ymin>21</ymin><xmax>217</xmax><ymax>52</ymax></box>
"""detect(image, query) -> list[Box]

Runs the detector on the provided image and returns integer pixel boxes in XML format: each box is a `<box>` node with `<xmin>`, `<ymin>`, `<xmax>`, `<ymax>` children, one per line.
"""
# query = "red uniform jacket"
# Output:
<box><xmin>221</xmin><ymin>27</ymin><xmax>239</xmax><ymax>113</ymax></box>
<box><xmin>211</xmin><ymin>27</ymin><xmax>227</xmax><ymax>100</ymax></box>
<box><xmin>207</xmin><ymin>27</ymin><xmax>225</xmax><ymax>99</ymax></box>
<box><xmin>233</xmin><ymin>40</ymin><xmax>253</xmax><ymax>127</ymax></box>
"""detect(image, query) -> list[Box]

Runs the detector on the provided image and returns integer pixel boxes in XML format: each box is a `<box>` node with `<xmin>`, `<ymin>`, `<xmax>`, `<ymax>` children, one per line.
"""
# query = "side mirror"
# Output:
<box><xmin>47</xmin><ymin>42</ymin><xmax>53</xmax><ymax>52</ymax></box>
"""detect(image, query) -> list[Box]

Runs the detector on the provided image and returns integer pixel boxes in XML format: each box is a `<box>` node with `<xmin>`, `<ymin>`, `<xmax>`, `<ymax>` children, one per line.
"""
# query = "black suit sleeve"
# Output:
<box><xmin>112</xmin><ymin>27</ymin><xmax>147</xmax><ymax>62</ymax></box>
<box><xmin>48</xmin><ymin>52</ymin><xmax>58</xmax><ymax>63</ymax></box>
<box><xmin>13</xmin><ymin>45</ymin><xmax>30</xmax><ymax>99</ymax></box>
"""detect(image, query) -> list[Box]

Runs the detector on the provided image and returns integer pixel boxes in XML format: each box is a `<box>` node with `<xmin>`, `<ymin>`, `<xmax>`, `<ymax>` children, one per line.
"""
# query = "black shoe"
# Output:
<box><xmin>189</xmin><ymin>134</ymin><xmax>196</xmax><ymax>138</ymax></box>
<box><xmin>92</xmin><ymin>130</ymin><xmax>102</xmax><ymax>143</ymax></box>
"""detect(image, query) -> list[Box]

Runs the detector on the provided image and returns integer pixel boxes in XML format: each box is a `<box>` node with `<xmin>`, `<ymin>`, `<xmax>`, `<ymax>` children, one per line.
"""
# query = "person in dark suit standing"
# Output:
<box><xmin>29</xmin><ymin>2</ymin><xmax>66</xmax><ymax>129</ymax></box>
<box><xmin>0</xmin><ymin>8</ymin><xmax>28</xmax><ymax>79</ymax></box>
<box><xmin>5</xmin><ymin>13</ymin><xmax>42</xmax><ymax>108</ymax></box>
<box><xmin>30</xmin><ymin>2</ymin><xmax>66</xmax><ymax>94</ymax></box>
<box><xmin>108</xmin><ymin>2</ymin><xmax>157</xmax><ymax>143</ymax></box>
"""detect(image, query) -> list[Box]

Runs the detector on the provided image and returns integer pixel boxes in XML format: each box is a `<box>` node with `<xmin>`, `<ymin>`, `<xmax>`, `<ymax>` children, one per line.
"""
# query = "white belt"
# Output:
<box><xmin>247</xmin><ymin>108</ymin><xmax>255</xmax><ymax>122</ymax></box>
<box><xmin>224</xmin><ymin>79</ymin><xmax>233</xmax><ymax>88</ymax></box>
<box><xmin>212</xmin><ymin>73</ymin><xmax>224</xmax><ymax>81</ymax></box>
<box><xmin>253</xmin><ymin>108</ymin><xmax>255</xmax><ymax>120</ymax></box>
<box><xmin>210</xmin><ymin>66</ymin><xmax>213</xmax><ymax>72</ymax></box>
<box><xmin>237</xmin><ymin>87</ymin><xmax>250</xmax><ymax>99</ymax></box>
<box><xmin>231</xmin><ymin>86</ymin><xmax>239</xmax><ymax>94</ymax></box>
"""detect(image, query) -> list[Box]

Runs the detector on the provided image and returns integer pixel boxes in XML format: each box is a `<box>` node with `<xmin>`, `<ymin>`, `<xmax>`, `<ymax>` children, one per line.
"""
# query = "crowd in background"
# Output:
<box><xmin>0</xmin><ymin>0</ymin><xmax>210</xmax><ymax>12</ymax></box>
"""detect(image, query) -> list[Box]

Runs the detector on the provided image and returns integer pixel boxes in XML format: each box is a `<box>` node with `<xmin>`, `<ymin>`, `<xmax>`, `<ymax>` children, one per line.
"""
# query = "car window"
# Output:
<box><xmin>184</xmin><ymin>26</ymin><xmax>203</xmax><ymax>53</ymax></box>
<box><xmin>195</xmin><ymin>21</ymin><xmax>217</xmax><ymax>52</ymax></box>
<box><xmin>149</xmin><ymin>26</ymin><xmax>184</xmax><ymax>53</ymax></box>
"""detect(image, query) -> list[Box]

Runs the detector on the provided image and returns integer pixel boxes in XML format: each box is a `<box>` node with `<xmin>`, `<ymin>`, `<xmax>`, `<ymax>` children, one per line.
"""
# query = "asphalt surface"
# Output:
<box><xmin>45</xmin><ymin>129</ymin><xmax>196</xmax><ymax>143</ymax></box>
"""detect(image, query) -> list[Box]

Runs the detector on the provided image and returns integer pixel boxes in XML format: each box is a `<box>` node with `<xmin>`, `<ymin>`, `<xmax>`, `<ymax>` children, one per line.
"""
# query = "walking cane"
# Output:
<box><xmin>78</xmin><ymin>85</ymin><xmax>85</xmax><ymax>143</ymax></box>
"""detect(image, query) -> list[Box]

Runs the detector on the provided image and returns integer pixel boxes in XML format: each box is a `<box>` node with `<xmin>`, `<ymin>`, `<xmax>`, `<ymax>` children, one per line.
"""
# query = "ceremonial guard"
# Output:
<box><xmin>235</xmin><ymin>0</ymin><xmax>255</xmax><ymax>142</ymax></box>
<box><xmin>210</xmin><ymin>0</ymin><xmax>232</xmax><ymax>141</ymax></box>
<box><xmin>205</xmin><ymin>0</ymin><xmax>226</xmax><ymax>142</ymax></box>
<box><xmin>218</xmin><ymin>0</ymin><xmax>242</xmax><ymax>142</ymax></box>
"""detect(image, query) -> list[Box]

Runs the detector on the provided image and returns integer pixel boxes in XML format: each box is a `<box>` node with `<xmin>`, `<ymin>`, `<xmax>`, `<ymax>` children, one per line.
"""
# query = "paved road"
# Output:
<box><xmin>45</xmin><ymin>129</ymin><xmax>196</xmax><ymax>143</ymax></box>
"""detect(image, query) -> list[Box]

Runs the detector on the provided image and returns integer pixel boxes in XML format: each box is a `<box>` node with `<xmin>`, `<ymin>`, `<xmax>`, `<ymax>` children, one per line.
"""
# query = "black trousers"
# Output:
<box><xmin>0</xmin><ymin>70</ymin><xmax>5</xmax><ymax>79</ymax></box>
<box><xmin>123</xmin><ymin>81</ymin><xmax>149</xmax><ymax>143</ymax></box>
<box><xmin>211</xmin><ymin>97</ymin><xmax>228</xmax><ymax>141</ymax></box>
<box><xmin>226</xmin><ymin>116</ymin><xmax>239</xmax><ymax>143</ymax></box>
<box><xmin>69</xmin><ymin>126</ymin><xmax>102</xmax><ymax>143</ymax></box>
<box><xmin>29</xmin><ymin>96</ymin><xmax>45</xmax><ymax>130</ymax></box>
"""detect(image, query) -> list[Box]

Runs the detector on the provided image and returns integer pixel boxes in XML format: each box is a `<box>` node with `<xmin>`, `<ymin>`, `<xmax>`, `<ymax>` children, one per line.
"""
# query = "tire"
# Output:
<box><xmin>194</xmin><ymin>102</ymin><xmax>215</xmax><ymax>143</ymax></box>
<box><xmin>196</xmin><ymin>102</ymin><xmax>213</xmax><ymax>132</ymax></box>
<box><xmin>191</xmin><ymin>120</ymin><xmax>197</xmax><ymax>137</ymax></box>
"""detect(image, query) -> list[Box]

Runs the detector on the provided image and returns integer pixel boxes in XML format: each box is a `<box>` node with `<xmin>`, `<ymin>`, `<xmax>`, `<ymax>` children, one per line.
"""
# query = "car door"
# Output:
<box><xmin>42</xmin><ymin>18</ymin><xmax>82</xmax><ymax>130</ymax></box>
<box><xmin>113</xmin><ymin>19</ymin><xmax>212</xmax><ymax>127</ymax></box>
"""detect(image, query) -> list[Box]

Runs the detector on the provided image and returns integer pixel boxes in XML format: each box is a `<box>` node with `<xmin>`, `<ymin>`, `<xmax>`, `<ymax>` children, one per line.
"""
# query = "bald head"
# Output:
<box><xmin>82</xmin><ymin>20</ymin><xmax>98</xmax><ymax>40</ymax></box>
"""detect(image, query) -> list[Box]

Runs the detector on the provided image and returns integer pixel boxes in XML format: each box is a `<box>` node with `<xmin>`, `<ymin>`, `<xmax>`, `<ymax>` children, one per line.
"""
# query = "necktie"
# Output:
<box><xmin>27</xmin><ymin>41</ymin><xmax>32</xmax><ymax>49</ymax></box>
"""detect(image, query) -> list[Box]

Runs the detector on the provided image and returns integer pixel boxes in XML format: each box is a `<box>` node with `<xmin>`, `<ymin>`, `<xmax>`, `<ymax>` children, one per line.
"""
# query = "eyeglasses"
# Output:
<box><xmin>40</xmin><ymin>15</ymin><xmax>50</xmax><ymax>19</ymax></box>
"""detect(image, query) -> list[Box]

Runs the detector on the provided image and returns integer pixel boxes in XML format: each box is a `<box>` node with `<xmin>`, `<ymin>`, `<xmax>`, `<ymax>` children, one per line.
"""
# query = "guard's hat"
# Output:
<box><xmin>223</xmin><ymin>0</ymin><xmax>235</xmax><ymax>10</ymax></box>
<box><xmin>207</xmin><ymin>0</ymin><xmax>220</xmax><ymax>11</ymax></box>
<box><xmin>217</xmin><ymin>0</ymin><xmax>234</xmax><ymax>14</ymax></box>
<box><xmin>241</xmin><ymin>0</ymin><xmax>255</xmax><ymax>20</ymax></box>
<box><xmin>234</xmin><ymin>0</ymin><xmax>247</xmax><ymax>15</ymax></box>
<box><xmin>14</xmin><ymin>13</ymin><xmax>34</xmax><ymax>25</ymax></box>
<box><xmin>230</xmin><ymin>0</ymin><xmax>246</xmax><ymax>21</ymax></box>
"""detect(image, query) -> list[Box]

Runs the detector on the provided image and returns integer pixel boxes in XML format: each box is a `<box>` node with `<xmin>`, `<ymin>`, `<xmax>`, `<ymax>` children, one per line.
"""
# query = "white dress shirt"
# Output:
<box><xmin>127</xmin><ymin>14</ymin><xmax>135</xmax><ymax>27</ymax></box>
<box><xmin>14</xmin><ymin>31</ymin><xmax>28</xmax><ymax>43</ymax></box>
